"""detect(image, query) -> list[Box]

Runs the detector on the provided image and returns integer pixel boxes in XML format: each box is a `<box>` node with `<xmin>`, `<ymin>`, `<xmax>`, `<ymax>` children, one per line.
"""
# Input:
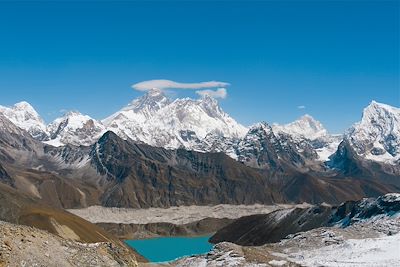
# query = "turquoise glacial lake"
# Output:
<box><xmin>126</xmin><ymin>235</ymin><xmax>213</xmax><ymax>263</ymax></box>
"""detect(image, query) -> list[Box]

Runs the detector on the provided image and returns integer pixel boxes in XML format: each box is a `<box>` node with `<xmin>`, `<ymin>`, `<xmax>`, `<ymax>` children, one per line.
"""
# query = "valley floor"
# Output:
<box><xmin>68</xmin><ymin>204</ymin><xmax>312</xmax><ymax>240</ymax></box>
<box><xmin>68</xmin><ymin>203</ymin><xmax>311</xmax><ymax>225</ymax></box>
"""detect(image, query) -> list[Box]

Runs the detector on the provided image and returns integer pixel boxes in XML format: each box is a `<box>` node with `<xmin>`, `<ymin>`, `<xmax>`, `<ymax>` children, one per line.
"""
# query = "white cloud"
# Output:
<box><xmin>132</xmin><ymin>79</ymin><xmax>230</xmax><ymax>91</ymax></box>
<box><xmin>196</xmin><ymin>88</ymin><xmax>228</xmax><ymax>99</ymax></box>
<box><xmin>297</xmin><ymin>105</ymin><xmax>306</xmax><ymax>109</ymax></box>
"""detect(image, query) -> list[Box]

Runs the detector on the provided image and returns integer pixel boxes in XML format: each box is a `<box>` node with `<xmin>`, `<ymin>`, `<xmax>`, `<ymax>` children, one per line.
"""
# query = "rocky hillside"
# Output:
<box><xmin>0</xmin><ymin>220</ymin><xmax>138</xmax><ymax>267</ymax></box>
<box><xmin>210</xmin><ymin>193</ymin><xmax>400</xmax><ymax>246</ymax></box>
<box><xmin>210</xmin><ymin>206</ymin><xmax>333</xmax><ymax>246</ymax></box>
<box><xmin>175</xmin><ymin>215</ymin><xmax>400</xmax><ymax>267</ymax></box>
<box><xmin>0</xmin><ymin>182</ymin><xmax>144</xmax><ymax>263</ymax></box>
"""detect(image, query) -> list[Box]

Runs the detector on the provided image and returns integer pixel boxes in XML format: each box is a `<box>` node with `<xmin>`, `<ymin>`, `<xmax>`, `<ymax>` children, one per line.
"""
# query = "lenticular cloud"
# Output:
<box><xmin>132</xmin><ymin>79</ymin><xmax>230</xmax><ymax>91</ymax></box>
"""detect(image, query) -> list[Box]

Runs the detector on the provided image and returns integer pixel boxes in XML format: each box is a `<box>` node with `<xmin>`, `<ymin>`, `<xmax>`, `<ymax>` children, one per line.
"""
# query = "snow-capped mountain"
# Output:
<box><xmin>233</xmin><ymin>122</ymin><xmax>325</xmax><ymax>170</ymax></box>
<box><xmin>103</xmin><ymin>88</ymin><xmax>171</xmax><ymax>126</ymax></box>
<box><xmin>235</xmin><ymin>122</ymin><xmax>280</xmax><ymax>168</ymax></box>
<box><xmin>45</xmin><ymin>111</ymin><xmax>106</xmax><ymax>147</ymax></box>
<box><xmin>0</xmin><ymin>101</ymin><xmax>49</xmax><ymax>140</ymax></box>
<box><xmin>345</xmin><ymin>101</ymin><xmax>400</xmax><ymax>165</ymax></box>
<box><xmin>103</xmin><ymin>89</ymin><xmax>248</xmax><ymax>150</ymax></box>
<box><xmin>0</xmin><ymin>96</ymin><xmax>398</xmax><ymax>171</ymax></box>
<box><xmin>272</xmin><ymin>114</ymin><xmax>328</xmax><ymax>140</ymax></box>
<box><xmin>272</xmin><ymin>115</ymin><xmax>342</xmax><ymax>162</ymax></box>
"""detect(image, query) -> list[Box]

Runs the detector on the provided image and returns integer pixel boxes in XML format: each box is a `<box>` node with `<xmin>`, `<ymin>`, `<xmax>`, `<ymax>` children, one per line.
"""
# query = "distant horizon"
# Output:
<box><xmin>0</xmin><ymin>89</ymin><xmax>396</xmax><ymax>135</ymax></box>
<box><xmin>0</xmin><ymin>1</ymin><xmax>398</xmax><ymax>133</ymax></box>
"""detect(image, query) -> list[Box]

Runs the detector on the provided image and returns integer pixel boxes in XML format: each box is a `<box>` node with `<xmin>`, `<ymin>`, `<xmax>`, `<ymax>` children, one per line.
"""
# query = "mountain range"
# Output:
<box><xmin>0</xmin><ymin>91</ymin><xmax>399</xmax><ymax>210</ymax></box>
<box><xmin>2</xmin><ymin>90</ymin><xmax>398</xmax><ymax>165</ymax></box>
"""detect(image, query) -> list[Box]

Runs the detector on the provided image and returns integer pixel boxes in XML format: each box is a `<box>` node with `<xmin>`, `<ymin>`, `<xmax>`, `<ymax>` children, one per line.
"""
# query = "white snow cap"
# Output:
<box><xmin>272</xmin><ymin>114</ymin><xmax>328</xmax><ymax>140</ymax></box>
<box><xmin>0</xmin><ymin>101</ymin><xmax>48</xmax><ymax>140</ymax></box>
<box><xmin>103</xmin><ymin>89</ymin><xmax>247</xmax><ymax>149</ymax></box>
<box><xmin>346</xmin><ymin>100</ymin><xmax>400</xmax><ymax>164</ymax></box>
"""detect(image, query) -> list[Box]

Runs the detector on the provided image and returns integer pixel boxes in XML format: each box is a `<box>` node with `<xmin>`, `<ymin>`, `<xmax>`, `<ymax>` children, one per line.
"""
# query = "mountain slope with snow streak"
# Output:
<box><xmin>45</xmin><ymin>111</ymin><xmax>106</xmax><ymax>147</ymax></box>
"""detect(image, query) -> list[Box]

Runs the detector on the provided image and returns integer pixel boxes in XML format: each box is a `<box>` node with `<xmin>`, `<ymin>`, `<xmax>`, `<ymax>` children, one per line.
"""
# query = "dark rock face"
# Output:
<box><xmin>90</xmin><ymin>132</ymin><xmax>276</xmax><ymax>208</ymax></box>
<box><xmin>87</xmin><ymin>132</ymin><xmax>397</xmax><ymax>208</ymax></box>
<box><xmin>210</xmin><ymin>194</ymin><xmax>400</xmax><ymax>246</ymax></box>
<box><xmin>328</xmin><ymin>141</ymin><xmax>363</xmax><ymax>175</ymax></box>
<box><xmin>328</xmin><ymin>140</ymin><xmax>400</xmax><ymax>187</ymax></box>
<box><xmin>210</xmin><ymin>206</ymin><xmax>333</xmax><ymax>246</ymax></box>
<box><xmin>236</xmin><ymin>123</ymin><xmax>320</xmax><ymax>172</ymax></box>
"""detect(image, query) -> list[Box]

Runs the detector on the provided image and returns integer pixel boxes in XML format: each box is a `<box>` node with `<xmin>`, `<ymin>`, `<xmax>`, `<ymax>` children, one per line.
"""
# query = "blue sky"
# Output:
<box><xmin>0</xmin><ymin>1</ymin><xmax>398</xmax><ymax>133</ymax></box>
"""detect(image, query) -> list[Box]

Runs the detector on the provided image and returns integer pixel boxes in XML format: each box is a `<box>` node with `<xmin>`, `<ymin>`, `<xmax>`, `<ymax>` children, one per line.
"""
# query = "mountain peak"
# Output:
<box><xmin>126</xmin><ymin>89</ymin><xmax>170</xmax><ymax>115</ymax></box>
<box><xmin>46</xmin><ymin>111</ymin><xmax>105</xmax><ymax>147</ymax></box>
<box><xmin>360</xmin><ymin>101</ymin><xmax>399</xmax><ymax>129</ymax></box>
<box><xmin>199</xmin><ymin>92</ymin><xmax>217</xmax><ymax>101</ymax></box>
<box><xmin>250</xmin><ymin>121</ymin><xmax>271</xmax><ymax>131</ymax></box>
<box><xmin>0</xmin><ymin>101</ymin><xmax>48</xmax><ymax>140</ymax></box>
<box><xmin>96</xmin><ymin>130</ymin><xmax>121</xmax><ymax>145</ymax></box>
<box><xmin>147</xmin><ymin>88</ymin><xmax>164</xmax><ymax>96</ymax></box>
<box><xmin>197</xmin><ymin>94</ymin><xmax>224</xmax><ymax>119</ymax></box>
<box><xmin>13</xmin><ymin>101</ymin><xmax>36</xmax><ymax>112</ymax></box>
<box><xmin>346</xmin><ymin>101</ymin><xmax>400</xmax><ymax>164</ymax></box>
<box><xmin>63</xmin><ymin>110</ymin><xmax>83</xmax><ymax>117</ymax></box>
<box><xmin>9</xmin><ymin>101</ymin><xmax>42</xmax><ymax>120</ymax></box>
<box><xmin>362</xmin><ymin>100</ymin><xmax>399</xmax><ymax>120</ymax></box>
<box><xmin>299</xmin><ymin>114</ymin><xmax>315</xmax><ymax>121</ymax></box>
<box><xmin>298</xmin><ymin>114</ymin><xmax>326</xmax><ymax>131</ymax></box>
<box><xmin>272</xmin><ymin>114</ymin><xmax>328</xmax><ymax>140</ymax></box>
